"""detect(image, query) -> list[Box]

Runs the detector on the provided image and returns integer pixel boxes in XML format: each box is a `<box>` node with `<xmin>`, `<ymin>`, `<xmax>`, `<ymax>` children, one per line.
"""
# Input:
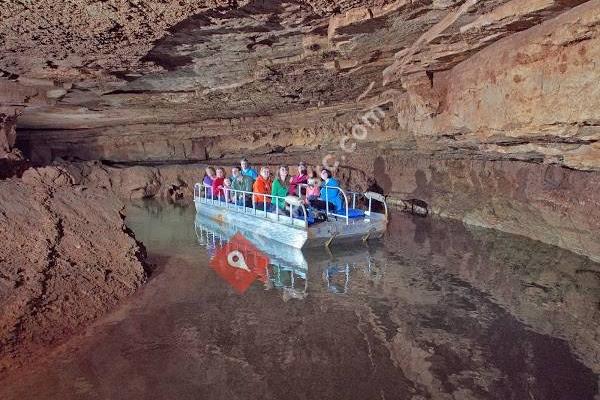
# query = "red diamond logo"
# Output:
<box><xmin>209</xmin><ymin>232</ymin><xmax>270</xmax><ymax>294</ymax></box>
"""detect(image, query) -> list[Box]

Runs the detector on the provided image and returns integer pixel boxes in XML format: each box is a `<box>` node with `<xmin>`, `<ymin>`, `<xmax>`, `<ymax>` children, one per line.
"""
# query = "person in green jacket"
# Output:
<box><xmin>231</xmin><ymin>166</ymin><xmax>254</xmax><ymax>206</ymax></box>
<box><xmin>271</xmin><ymin>165</ymin><xmax>291</xmax><ymax>211</ymax></box>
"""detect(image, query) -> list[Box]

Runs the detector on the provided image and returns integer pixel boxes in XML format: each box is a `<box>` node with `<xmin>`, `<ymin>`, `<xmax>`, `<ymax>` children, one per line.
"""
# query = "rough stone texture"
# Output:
<box><xmin>6</xmin><ymin>1</ymin><xmax>597</xmax><ymax>170</ymax></box>
<box><xmin>1</xmin><ymin>2</ymin><xmax>599</xmax><ymax>257</ymax></box>
<box><xmin>392</xmin><ymin>1</ymin><xmax>600</xmax><ymax>171</ymax></box>
<box><xmin>252</xmin><ymin>149</ymin><xmax>600</xmax><ymax>263</ymax></box>
<box><xmin>0</xmin><ymin>166</ymin><xmax>147</xmax><ymax>375</ymax></box>
<box><xmin>349</xmin><ymin>150</ymin><xmax>600</xmax><ymax>264</ymax></box>
<box><xmin>0</xmin><ymin>113</ymin><xmax>28</xmax><ymax>179</ymax></box>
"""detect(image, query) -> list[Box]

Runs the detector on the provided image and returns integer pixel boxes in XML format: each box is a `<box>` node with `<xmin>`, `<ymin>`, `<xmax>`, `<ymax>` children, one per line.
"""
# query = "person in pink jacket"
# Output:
<box><xmin>289</xmin><ymin>162</ymin><xmax>309</xmax><ymax>196</ymax></box>
<box><xmin>305</xmin><ymin>176</ymin><xmax>320</xmax><ymax>203</ymax></box>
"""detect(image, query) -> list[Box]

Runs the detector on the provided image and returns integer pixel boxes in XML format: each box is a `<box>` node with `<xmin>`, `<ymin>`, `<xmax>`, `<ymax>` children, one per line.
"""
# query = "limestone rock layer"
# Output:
<box><xmin>0</xmin><ymin>1</ymin><xmax>599</xmax><ymax>258</ymax></box>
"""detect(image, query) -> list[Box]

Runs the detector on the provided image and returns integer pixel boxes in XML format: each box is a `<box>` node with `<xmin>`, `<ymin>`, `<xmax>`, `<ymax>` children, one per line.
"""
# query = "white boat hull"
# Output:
<box><xmin>194</xmin><ymin>198</ymin><xmax>387</xmax><ymax>249</ymax></box>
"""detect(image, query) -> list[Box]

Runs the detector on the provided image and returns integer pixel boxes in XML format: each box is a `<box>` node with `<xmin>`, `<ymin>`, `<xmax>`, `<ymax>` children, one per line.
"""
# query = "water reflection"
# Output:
<box><xmin>0</xmin><ymin>200</ymin><xmax>598</xmax><ymax>400</ymax></box>
<box><xmin>194</xmin><ymin>215</ymin><xmax>379</xmax><ymax>300</ymax></box>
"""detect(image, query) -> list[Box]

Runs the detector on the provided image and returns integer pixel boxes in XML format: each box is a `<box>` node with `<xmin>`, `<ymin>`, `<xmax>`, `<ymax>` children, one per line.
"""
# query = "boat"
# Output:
<box><xmin>193</xmin><ymin>182</ymin><xmax>388</xmax><ymax>249</ymax></box>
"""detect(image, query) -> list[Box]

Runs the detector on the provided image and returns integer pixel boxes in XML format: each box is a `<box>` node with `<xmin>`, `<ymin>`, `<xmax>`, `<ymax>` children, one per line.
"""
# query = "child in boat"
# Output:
<box><xmin>203</xmin><ymin>166</ymin><xmax>216</xmax><ymax>197</ymax></box>
<box><xmin>211</xmin><ymin>167</ymin><xmax>226</xmax><ymax>201</ymax></box>
<box><xmin>305</xmin><ymin>176</ymin><xmax>320</xmax><ymax>203</ymax></box>
<box><xmin>223</xmin><ymin>177</ymin><xmax>233</xmax><ymax>202</ymax></box>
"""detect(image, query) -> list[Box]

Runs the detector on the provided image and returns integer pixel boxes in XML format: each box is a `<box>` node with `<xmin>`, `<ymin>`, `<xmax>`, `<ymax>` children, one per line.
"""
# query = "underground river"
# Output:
<box><xmin>0</xmin><ymin>200</ymin><xmax>598</xmax><ymax>400</ymax></box>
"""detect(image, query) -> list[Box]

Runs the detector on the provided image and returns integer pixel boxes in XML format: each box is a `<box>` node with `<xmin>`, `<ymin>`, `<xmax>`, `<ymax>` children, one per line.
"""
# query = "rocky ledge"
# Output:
<box><xmin>0</xmin><ymin>166</ymin><xmax>147</xmax><ymax>375</ymax></box>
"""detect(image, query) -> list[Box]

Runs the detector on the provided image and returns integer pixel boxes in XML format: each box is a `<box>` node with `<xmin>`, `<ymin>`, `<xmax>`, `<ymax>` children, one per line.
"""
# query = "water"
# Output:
<box><xmin>1</xmin><ymin>201</ymin><xmax>599</xmax><ymax>400</ymax></box>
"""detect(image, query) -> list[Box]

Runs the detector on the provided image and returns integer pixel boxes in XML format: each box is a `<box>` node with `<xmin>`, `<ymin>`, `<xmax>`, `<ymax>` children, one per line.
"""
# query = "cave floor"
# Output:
<box><xmin>0</xmin><ymin>201</ymin><xmax>598</xmax><ymax>400</ymax></box>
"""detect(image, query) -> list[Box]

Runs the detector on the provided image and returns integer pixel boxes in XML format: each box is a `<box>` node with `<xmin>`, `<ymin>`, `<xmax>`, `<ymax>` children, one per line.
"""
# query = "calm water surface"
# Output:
<box><xmin>1</xmin><ymin>201</ymin><xmax>599</xmax><ymax>400</ymax></box>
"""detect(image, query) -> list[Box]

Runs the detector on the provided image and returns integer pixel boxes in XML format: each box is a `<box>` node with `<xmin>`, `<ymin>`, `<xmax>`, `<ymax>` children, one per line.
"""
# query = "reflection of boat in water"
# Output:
<box><xmin>193</xmin><ymin>183</ymin><xmax>388</xmax><ymax>249</ymax></box>
<box><xmin>194</xmin><ymin>215</ymin><xmax>382</xmax><ymax>300</ymax></box>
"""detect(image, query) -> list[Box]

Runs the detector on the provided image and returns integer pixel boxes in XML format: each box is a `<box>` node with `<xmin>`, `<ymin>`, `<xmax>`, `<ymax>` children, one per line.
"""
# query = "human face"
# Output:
<box><xmin>241</xmin><ymin>160</ymin><xmax>249</xmax><ymax>170</ymax></box>
<box><xmin>280</xmin><ymin>167</ymin><xmax>288</xmax><ymax>180</ymax></box>
<box><xmin>224</xmin><ymin>178</ymin><xmax>231</xmax><ymax>187</ymax></box>
<box><xmin>320</xmin><ymin>171</ymin><xmax>328</xmax><ymax>181</ymax></box>
<box><xmin>231</xmin><ymin>167</ymin><xmax>240</xmax><ymax>177</ymax></box>
<box><xmin>205</xmin><ymin>168</ymin><xmax>214</xmax><ymax>177</ymax></box>
<box><xmin>261</xmin><ymin>168</ymin><xmax>270</xmax><ymax>179</ymax></box>
<box><xmin>216</xmin><ymin>169</ymin><xmax>225</xmax><ymax>178</ymax></box>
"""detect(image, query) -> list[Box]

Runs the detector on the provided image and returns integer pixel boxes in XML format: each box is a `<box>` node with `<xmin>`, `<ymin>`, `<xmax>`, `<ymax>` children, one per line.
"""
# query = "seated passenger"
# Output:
<box><xmin>203</xmin><ymin>167</ymin><xmax>216</xmax><ymax>197</ymax></box>
<box><xmin>223</xmin><ymin>178</ymin><xmax>233</xmax><ymax>202</ymax></box>
<box><xmin>231</xmin><ymin>166</ymin><xmax>254</xmax><ymax>206</ymax></box>
<box><xmin>271</xmin><ymin>165</ymin><xmax>291</xmax><ymax>211</ymax></box>
<box><xmin>305</xmin><ymin>176</ymin><xmax>320</xmax><ymax>203</ymax></box>
<box><xmin>253</xmin><ymin>166</ymin><xmax>272</xmax><ymax>212</ymax></box>
<box><xmin>289</xmin><ymin>162</ymin><xmax>308</xmax><ymax>196</ymax></box>
<box><xmin>211</xmin><ymin>167</ymin><xmax>226</xmax><ymax>201</ymax></box>
<box><xmin>240</xmin><ymin>158</ymin><xmax>259</xmax><ymax>180</ymax></box>
<box><xmin>309</xmin><ymin>168</ymin><xmax>343</xmax><ymax>212</ymax></box>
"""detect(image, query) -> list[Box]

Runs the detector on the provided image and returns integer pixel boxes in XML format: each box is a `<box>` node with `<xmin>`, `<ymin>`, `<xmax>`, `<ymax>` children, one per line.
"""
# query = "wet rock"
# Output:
<box><xmin>0</xmin><ymin>166</ymin><xmax>147</xmax><ymax>375</ymax></box>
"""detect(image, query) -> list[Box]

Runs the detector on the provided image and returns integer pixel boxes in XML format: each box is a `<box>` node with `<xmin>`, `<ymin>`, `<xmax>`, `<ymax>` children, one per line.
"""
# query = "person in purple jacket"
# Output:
<box><xmin>203</xmin><ymin>166</ymin><xmax>216</xmax><ymax>197</ymax></box>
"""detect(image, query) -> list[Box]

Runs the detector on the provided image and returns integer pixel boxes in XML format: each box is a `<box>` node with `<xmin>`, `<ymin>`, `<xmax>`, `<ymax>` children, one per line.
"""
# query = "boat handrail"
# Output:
<box><xmin>194</xmin><ymin>183</ymin><xmax>308</xmax><ymax>228</ymax></box>
<box><xmin>364</xmin><ymin>191</ymin><xmax>388</xmax><ymax>218</ymax></box>
<box><xmin>296</xmin><ymin>183</ymin><xmax>350</xmax><ymax>224</ymax></box>
<box><xmin>296</xmin><ymin>183</ymin><xmax>387</xmax><ymax>219</ymax></box>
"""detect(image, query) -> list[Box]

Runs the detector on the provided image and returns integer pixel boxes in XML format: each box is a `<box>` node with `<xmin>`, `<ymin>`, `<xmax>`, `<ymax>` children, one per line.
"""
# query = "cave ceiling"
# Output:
<box><xmin>0</xmin><ymin>0</ymin><xmax>590</xmax><ymax>129</ymax></box>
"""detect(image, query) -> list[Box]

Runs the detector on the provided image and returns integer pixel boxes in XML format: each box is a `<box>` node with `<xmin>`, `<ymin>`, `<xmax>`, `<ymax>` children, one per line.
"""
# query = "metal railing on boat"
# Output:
<box><xmin>194</xmin><ymin>183</ymin><xmax>309</xmax><ymax>228</ymax></box>
<box><xmin>194</xmin><ymin>181</ymin><xmax>388</xmax><ymax>227</ymax></box>
<box><xmin>297</xmin><ymin>183</ymin><xmax>388</xmax><ymax>224</ymax></box>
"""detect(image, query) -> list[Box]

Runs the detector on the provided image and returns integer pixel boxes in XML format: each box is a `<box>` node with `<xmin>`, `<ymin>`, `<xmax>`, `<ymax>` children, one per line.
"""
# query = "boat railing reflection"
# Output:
<box><xmin>194</xmin><ymin>221</ymin><xmax>380</xmax><ymax>298</ymax></box>
<box><xmin>323</xmin><ymin>258</ymin><xmax>377</xmax><ymax>294</ymax></box>
<box><xmin>267</xmin><ymin>264</ymin><xmax>308</xmax><ymax>300</ymax></box>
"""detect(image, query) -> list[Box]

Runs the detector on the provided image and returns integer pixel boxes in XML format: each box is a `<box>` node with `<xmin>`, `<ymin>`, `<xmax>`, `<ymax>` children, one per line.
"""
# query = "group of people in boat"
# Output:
<box><xmin>202</xmin><ymin>158</ymin><xmax>343</xmax><ymax>216</ymax></box>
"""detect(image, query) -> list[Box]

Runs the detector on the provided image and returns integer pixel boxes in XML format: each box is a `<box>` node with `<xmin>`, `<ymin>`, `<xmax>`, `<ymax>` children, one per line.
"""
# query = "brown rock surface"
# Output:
<box><xmin>7</xmin><ymin>1</ymin><xmax>596</xmax><ymax>169</ymax></box>
<box><xmin>0</xmin><ymin>166</ymin><xmax>147</xmax><ymax>375</ymax></box>
<box><xmin>1</xmin><ymin>2</ymin><xmax>599</xmax><ymax>258</ymax></box>
<box><xmin>47</xmin><ymin>155</ymin><xmax>600</xmax><ymax>263</ymax></box>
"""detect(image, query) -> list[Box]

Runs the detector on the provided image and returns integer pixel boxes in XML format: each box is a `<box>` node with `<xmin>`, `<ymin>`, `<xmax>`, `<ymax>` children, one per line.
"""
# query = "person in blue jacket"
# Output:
<box><xmin>240</xmin><ymin>158</ymin><xmax>258</xmax><ymax>180</ymax></box>
<box><xmin>309</xmin><ymin>168</ymin><xmax>343</xmax><ymax>212</ymax></box>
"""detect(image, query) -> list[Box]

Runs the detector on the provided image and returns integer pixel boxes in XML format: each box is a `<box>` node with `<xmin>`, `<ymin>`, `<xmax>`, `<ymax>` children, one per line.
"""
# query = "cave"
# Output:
<box><xmin>1</xmin><ymin>1</ymin><xmax>599</xmax><ymax>398</ymax></box>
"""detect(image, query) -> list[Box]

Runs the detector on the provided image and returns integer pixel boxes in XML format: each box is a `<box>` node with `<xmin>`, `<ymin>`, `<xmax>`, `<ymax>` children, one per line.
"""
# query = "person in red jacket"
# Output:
<box><xmin>252</xmin><ymin>166</ymin><xmax>272</xmax><ymax>212</ymax></box>
<box><xmin>211</xmin><ymin>167</ymin><xmax>226</xmax><ymax>201</ymax></box>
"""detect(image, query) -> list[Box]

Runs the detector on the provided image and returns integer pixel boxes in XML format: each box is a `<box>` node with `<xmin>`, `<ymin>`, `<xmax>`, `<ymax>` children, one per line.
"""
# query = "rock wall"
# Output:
<box><xmin>392</xmin><ymin>1</ymin><xmax>600</xmax><ymax>171</ymax></box>
<box><xmin>52</xmin><ymin>154</ymin><xmax>600</xmax><ymax>264</ymax></box>
<box><xmin>0</xmin><ymin>166</ymin><xmax>147</xmax><ymax>375</ymax></box>
<box><xmin>344</xmin><ymin>150</ymin><xmax>600</xmax><ymax>264</ymax></box>
<box><xmin>0</xmin><ymin>112</ymin><xmax>28</xmax><ymax>178</ymax></box>
<box><xmin>4</xmin><ymin>2</ymin><xmax>600</xmax><ymax>261</ymax></box>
